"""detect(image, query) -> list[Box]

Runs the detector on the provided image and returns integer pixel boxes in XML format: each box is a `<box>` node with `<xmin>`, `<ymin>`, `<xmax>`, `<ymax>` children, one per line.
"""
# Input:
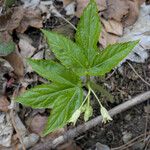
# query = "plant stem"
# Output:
<box><xmin>90</xmin><ymin>87</ymin><xmax>103</xmax><ymax>107</ymax></box>
<box><xmin>85</xmin><ymin>75</ymin><xmax>90</xmax><ymax>85</ymax></box>
<box><xmin>80</xmin><ymin>88</ymin><xmax>91</xmax><ymax>108</ymax></box>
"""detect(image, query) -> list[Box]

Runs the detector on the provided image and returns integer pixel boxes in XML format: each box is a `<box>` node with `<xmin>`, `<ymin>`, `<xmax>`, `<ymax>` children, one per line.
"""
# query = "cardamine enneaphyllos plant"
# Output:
<box><xmin>17</xmin><ymin>0</ymin><xmax>138</xmax><ymax>136</ymax></box>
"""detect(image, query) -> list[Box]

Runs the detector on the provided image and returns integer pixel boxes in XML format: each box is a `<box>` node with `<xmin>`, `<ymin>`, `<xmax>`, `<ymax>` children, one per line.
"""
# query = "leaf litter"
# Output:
<box><xmin>0</xmin><ymin>0</ymin><xmax>150</xmax><ymax>149</ymax></box>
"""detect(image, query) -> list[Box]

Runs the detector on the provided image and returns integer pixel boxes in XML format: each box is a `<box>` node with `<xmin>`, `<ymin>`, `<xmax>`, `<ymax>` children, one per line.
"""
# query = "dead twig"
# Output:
<box><xmin>127</xmin><ymin>62</ymin><xmax>150</xmax><ymax>87</ymax></box>
<box><xmin>30</xmin><ymin>91</ymin><xmax>150</xmax><ymax>150</ymax></box>
<box><xmin>9</xmin><ymin>88</ymin><xmax>26</xmax><ymax>150</ymax></box>
<box><xmin>111</xmin><ymin>132</ymin><xmax>150</xmax><ymax>150</ymax></box>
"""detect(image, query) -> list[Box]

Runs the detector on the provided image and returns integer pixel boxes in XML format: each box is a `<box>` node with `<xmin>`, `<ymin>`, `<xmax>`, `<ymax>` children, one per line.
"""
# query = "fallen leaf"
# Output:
<box><xmin>106</xmin><ymin>33</ymin><xmax>119</xmax><ymax>45</ymax></box>
<box><xmin>123</xmin><ymin>0</ymin><xmax>139</xmax><ymax>27</ymax></box>
<box><xmin>0</xmin><ymin>6</ymin><xmax>42</xmax><ymax>33</ymax></box>
<box><xmin>102</xmin><ymin>0</ymin><xmax>129</xmax><ymax>22</ymax></box>
<box><xmin>16</xmin><ymin>9</ymin><xmax>43</xmax><ymax>33</ymax></box>
<box><xmin>99</xmin><ymin>28</ymin><xmax>107</xmax><ymax>48</ymax></box>
<box><xmin>0</xmin><ymin>96</ymin><xmax>10</xmax><ymax>112</ymax></box>
<box><xmin>119</xmin><ymin>4</ymin><xmax>150</xmax><ymax>65</ymax></box>
<box><xmin>0</xmin><ymin>10</ymin><xmax>12</xmax><ymax>31</ymax></box>
<box><xmin>19</xmin><ymin>37</ymin><xmax>36</xmax><ymax>58</ymax></box>
<box><xmin>63</xmin><ymin>0</ymin><xmax>75</xmax><ymax>6</ymax></box>
<box><xmin>4</xmin><ymin>49</ymin><xmax>24</xmax><ymax>79</ymax></box>
<box><xmin>7</xmin><ymin>6</ymin><xmax>24</xmax><ymax>31</ymax></box>
<box><xmin>76</xmin><ymin>0</ymin><xmax>106</xmax><ymax>17</ymax></box>
<box><xmin>99</xmin><ymin>28</ymin><xmax>119</xmax><ymax>48</ymax></box>
<box><xmin>65</xmin><ymin>1</ymin><xmax>76</xmax><ymax>16</ymax></box>
<box><xmin>101</xmin><ymin>18</ymin><xmax>123</xmax><ymax>36</ymax></box>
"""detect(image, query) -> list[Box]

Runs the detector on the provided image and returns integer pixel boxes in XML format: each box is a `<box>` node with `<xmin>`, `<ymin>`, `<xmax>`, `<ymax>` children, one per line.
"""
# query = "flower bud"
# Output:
<box><xmin>69</xmin><ymin>109</ymin><xmax>81</xmax><ymax>125</ymax></box>
<box><xmin>100</xmin><ymin>106</ymin><xmax>112</xmax><ymax>123</ymax></box>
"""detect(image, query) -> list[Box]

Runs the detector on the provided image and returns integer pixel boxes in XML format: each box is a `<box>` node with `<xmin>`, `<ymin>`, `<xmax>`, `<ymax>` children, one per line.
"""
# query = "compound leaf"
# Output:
<box><xmin>44</xmin><ymin>86</ymin><xmax>83</xmax><ymax>135</ymax></box>
<box><xmin>88</xmin><ymin>41</ymin><xmax>139</xmax><ymax>76</ymax></box>
<box><xmin>17</xmin><ymin>83</ymin><xmax>83</xmax><ymax>135</ymax></box>
<box><xmin>75</xmin><ymin>0</ymin><xmax>101</xmax><ymax>64</ymax></box>
<box><xmin>42</xmin><ymin>29</ymin><xmax>88</xmax><ymax>75</ymax></box>
<box><xmin>28</xmin><ymin>59</ymin><xmax>81</xmax><ymax>86</ymax></box>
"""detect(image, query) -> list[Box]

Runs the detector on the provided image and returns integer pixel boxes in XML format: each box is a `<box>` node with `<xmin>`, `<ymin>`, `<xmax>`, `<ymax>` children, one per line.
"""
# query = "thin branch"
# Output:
<box><xmin>111</xmin><ymin>132</ymin><xmax>150</xmax><ymax>150</ymax></box>
<box><xmin>30</xmin><ymin>91</ymin><xmax>150</xmax><ymax>150</ymax></box>
<box><xmin>127</xmin><ymin>62</ymin><xmax>150</xmax><ymax>87</ymax></box>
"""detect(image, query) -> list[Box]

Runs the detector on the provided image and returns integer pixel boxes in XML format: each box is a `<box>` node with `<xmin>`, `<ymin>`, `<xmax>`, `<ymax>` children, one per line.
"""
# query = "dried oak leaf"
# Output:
<box><xmin>0</xmin><ymin>96</ymin><xmax>10</xmax><ymax>112</ymax></box>
<box><xmin>63</xmin><ymin>0</ymin><xmax>75</xmax><ymax>6</ymax></box>
<box><xmin>4</xmin><ymin>49</ymin><xmax>24</xmax><ymax>79</ymax></box>
<box><xmin>0</xmin><ymin>6</ymin><xmax>42</xmax><ymax>33</ymax></box>
<box><xmin>101</xmin><ymin>18</ymin><xmax>123</xmax><ymax>36</ymax></box>
<box><xmin>7</xmin><ymin>6</ymin><xmax>24</xmax><ymax>31</ymax></box>
<box><xmin>123</xmin><ymin>0</ymin><xmax>140</xmax><ymax>27</ymax></box>
<box><xmin>102</xmin><ymin>0</ymin><xmax>129</xmax><ymax>22</ymax></box>
<box><xmin>16</xmin><ymin>9</ymin><xmax>43</xmax><ymax>33</ymax></box>
<box><xmin>99</xmin><ymin>28</ymin><xmax>119</xmax><ymax>48</ymax></box>
<box><xmin>75</xmin><ymin>0</ymin><xmax>106</xmax><ymax>17</ymax></box>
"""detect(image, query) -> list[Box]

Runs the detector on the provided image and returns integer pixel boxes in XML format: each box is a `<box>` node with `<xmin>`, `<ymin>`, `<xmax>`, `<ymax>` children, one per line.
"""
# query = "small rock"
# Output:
<box><xmin>122</xmin><ymin>131</ymin><xmax>132</xmax><ymax>143</ymax></box>
<box><xmin>95</xmin><ymin>142</ymin><xmax>110</xmax><ymax>150</ymax></box>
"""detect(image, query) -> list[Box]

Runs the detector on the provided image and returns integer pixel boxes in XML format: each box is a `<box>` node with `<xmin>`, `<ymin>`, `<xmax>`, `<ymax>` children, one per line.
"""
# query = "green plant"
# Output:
<box><xmin>17</xmin><ymin>0</ymin><xmax>138</xmax><ymax>136</ymax></box>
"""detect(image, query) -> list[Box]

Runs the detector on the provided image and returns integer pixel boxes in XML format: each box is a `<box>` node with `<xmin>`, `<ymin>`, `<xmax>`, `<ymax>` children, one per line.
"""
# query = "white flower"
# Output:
<box><xmin>69</xmin><ymin>109</ymin><xmax>81</xmax><ymax>125</ymax></box>
<box><xmin>100</xmin><ymin>106</ymin><xmax>112</xmax><ymax>123</ymax></box>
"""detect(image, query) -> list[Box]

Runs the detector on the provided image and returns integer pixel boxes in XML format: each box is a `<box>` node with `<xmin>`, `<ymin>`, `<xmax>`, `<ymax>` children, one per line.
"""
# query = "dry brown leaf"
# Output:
<box><xmin>63</xmin><ymin>0</ymin><xmax>75</xmax><ymax>6</ymax></box>
<box><xmin>0</xmin><ymin>6</ymin><xmax>42</xmax><ymax>33</ymax></box>
<box><xmin>102</xmin><ymin>0</ymin><xmax>129</xmax><ymax>22</ymax></box>
<box><xmin>7</xmin><ymin>6</ymin><xmax>24</xmax><ymax>31</ymax></box>
<box><xmin>19</xmin><ymin>38</ymin><xmax>36</xmax><ymax>58</ymax></box>
<box><xmin>16</xmin><ymin>9</ymin><xmax>43</xmax><ymax>33</ymax></box>
<box><xmin>99</xmin><ymin>28</ymin><xmax>119</xmax><ymax>48</ymax></box>
<box><xmin>123</xmin><ymin>0</ymin><xmax>140</xmax><ymax>27</ymax></box>
<box><xmin>106</xmin><ymin>33</ymin><xmax>119</xmax><ymax>45</ymax></box>
<box><xmin>4</xmin><ymin>50</ymin><xmax>24</xmax><ymax>79</ymax></box>
<box><xmin>75</xmin><ymin>0</ymin><xmax>106</xmax><ymax>17</ymax></box>
<box><xmin>0</xmin><ymin>10</ymin><xmax>12</xmax><ymax>31</ymax></box>
<box><xmin>99</xmin><ymin>28</ymin><xmax>107</xmax><ymax>48</ymax></box>
<box><xmin>0</xmin><ymin>96</ymin><xmax>10</xmax><ymax>112</ymax></box>
<box><xmin>137</xmin><ymin>0</ymin><xmax>146</xmax><ymax>5</ymax></box>
<box><xmin>101</xmin><ymin>18</ymin><xmax>123</xmax><ymax>36</ymax></box>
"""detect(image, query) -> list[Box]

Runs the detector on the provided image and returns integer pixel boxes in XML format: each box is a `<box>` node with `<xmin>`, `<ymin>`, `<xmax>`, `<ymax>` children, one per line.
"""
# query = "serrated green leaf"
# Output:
<box><xmin>88</xmin><ymin>41</ymin><xmax>139</xmax><ymax>76</ymax></box>
<box><xmin>75</xmin><ymin>0</ymin><xmax>101</xmax><ymax>65</ymax></box>
<box><xmin>0</xmin><ymin>32</ymin><xmax>15</xmax><ymax>56</ymax></box>
<box><xmin>42</xmin><ymin>29</ymin><xmax>88</xmax><ymax>75</ymax></box>
<box><xmin>17</xmin><ymin>82</ymin><xmax>83</xmax><ymax>135</ymax></box>
<box><xmin>43</xmin><ymin>85</ymin><xmax>83</xmax><ymax>135</ymax></box>
<box><xmin>28</xmin><ymin>59</ymin><xmax>81</xmax><ymax>86</ymax></box>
